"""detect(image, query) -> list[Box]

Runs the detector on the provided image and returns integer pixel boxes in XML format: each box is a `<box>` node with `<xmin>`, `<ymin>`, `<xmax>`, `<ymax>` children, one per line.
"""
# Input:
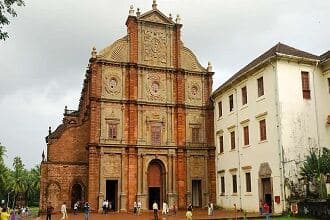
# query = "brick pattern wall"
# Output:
<box><xmin>41</xmin><ymin>8</ymin><xmax>216</xmax><ymax>213</ymax></box>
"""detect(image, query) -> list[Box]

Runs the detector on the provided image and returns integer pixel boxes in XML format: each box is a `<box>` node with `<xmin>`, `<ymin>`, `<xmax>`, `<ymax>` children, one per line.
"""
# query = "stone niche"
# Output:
<box><xmin>138</xmin><ymin>24</ymin><xmax>173</xmax><ymax>68</ymax></box>
<box><xmin>100</xmin><ymin>103</ymin><xmax>125</xmax><ymax>144</ymax></box>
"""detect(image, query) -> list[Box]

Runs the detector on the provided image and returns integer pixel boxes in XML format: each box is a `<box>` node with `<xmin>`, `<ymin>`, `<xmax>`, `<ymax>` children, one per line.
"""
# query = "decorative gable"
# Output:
<box><xmin>139</xmin><ymin>10</ymin><xmax>174</xmax><ymax>25</ymax></box>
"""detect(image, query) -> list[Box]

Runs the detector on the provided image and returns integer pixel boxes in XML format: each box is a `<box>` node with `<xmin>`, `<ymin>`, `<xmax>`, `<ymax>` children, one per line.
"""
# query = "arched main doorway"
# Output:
<box><xmin>147</xmin><ymin>159</ymin><xmax>166</xmax><ymax>210</ymax></box>
<box><xmin>71</xmin><ymin>183</ymin><xmax>83</xmax><ymax>209</ymax></box>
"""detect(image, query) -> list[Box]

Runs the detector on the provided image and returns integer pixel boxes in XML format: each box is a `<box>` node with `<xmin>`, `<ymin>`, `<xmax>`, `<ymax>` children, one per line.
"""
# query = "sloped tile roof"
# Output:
<box><xmin>212</xmin><ymin>43</ymin><xmax>319</xmax><ymax>97</ymax></box>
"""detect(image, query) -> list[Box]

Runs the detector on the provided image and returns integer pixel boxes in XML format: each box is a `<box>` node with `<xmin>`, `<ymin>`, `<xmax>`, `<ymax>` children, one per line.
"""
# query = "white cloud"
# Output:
<box><xmin>0</xmin><ymin>0</ymin><xmax>329</xmax><ymax>168</ymax></box>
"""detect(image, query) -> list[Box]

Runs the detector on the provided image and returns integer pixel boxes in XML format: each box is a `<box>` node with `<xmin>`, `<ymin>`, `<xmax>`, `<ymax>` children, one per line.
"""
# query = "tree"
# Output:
<box><xmin>8</xmin><ymin>156</ymin><xmax>27</xmax><ymax>207</ymax></box>
<box><xmin>300</xmin><ymin>147</ymin><xmax>330</xmax><ymax>198</ymax></box>
<box><xmin>0</xmin><ymin>0</ymin><xmax>25</xmax><ymax>41</ymax></box>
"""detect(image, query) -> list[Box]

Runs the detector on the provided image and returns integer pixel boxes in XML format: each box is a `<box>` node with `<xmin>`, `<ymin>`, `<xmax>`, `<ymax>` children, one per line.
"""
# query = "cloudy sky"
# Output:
<box><xmin>0</xmin><ymin>0</ymin><xmax>329</xmax><ymax>169</ymax></box>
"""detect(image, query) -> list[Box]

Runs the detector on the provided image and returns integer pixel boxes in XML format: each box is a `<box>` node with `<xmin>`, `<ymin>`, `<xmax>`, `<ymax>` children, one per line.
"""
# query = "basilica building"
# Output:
<box><xmin>39</xmin><ymin>1</ymin><xmax>215</xmax><ymax>212</ymax></box>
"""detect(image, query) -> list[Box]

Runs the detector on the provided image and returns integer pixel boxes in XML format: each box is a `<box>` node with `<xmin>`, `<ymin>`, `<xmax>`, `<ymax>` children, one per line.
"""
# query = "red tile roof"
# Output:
<box><xmin>213</xmin><ymin>43</ymin><xmax>320</xmax><ymax>97</ymax></box>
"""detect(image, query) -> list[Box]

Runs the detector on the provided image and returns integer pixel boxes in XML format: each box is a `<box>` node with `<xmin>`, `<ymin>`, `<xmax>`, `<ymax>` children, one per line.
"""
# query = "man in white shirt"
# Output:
<box><xmin>61</xmin><ymin>202</ymin><xmax>67</xmax><ymax>220</ymax></box>
<box><xmin>137</xmin><ymin>200</ymin><xmax>142</xmax><ymax>215</ymax></box>
<box><xmin>152</xmin><ymin>201</ymin><xmax>158</xmax><ymax>220</ymax></box>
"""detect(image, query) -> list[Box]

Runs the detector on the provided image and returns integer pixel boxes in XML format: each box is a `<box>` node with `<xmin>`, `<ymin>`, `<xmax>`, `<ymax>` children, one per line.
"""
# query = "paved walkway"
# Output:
<box><xmin>35</xmin><ymin>209</ymin><xmax>261</xmax><ymax>220</ymax></box>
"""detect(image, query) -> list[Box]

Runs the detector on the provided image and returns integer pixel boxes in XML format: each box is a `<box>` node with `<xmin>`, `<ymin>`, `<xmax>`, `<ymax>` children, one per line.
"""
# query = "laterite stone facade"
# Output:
<box><xmin>40</xmin><ymin>2</ymin><xmax>215</xmax><ymax>212</ymax></box>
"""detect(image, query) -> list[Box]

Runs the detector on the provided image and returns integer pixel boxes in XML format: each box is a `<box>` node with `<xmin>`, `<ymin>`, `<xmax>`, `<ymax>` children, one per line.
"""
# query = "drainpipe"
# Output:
<box><xmin>270</xmin><ymin>60</ymin><xmax>286</xmax><ymax>213</ymax></box>
<box><xmin>234</xmin><ymin>88</ymin><xmax>243</xmax><ymax>210</ymax></box>
<box><xmin>311</xmin><ymin>61</ymin><xmax>322</xmax><ymax>194</ymax></box>
<box><xmin>311</xmin><ymin>61</ymin><xmax>320</xmax><ymax>148</ymax></box>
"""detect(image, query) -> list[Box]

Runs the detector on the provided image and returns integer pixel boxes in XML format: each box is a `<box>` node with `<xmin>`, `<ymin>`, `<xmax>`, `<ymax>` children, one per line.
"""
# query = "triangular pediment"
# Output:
<box><xmin>139</xmin><ymin>9</ymin><xmax>175</xmax><ymax>25</ymax></box>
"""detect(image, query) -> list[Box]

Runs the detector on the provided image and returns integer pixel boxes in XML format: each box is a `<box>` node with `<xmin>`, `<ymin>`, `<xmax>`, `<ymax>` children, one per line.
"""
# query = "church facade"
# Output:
<box><xmin>39</xmin><ymin>1</ymin><xmax>215</xmax><ymax>212</ymax></box>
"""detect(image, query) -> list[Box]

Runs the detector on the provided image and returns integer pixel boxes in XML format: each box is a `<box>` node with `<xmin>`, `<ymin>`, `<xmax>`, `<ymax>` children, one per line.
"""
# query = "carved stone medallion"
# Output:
<box><xmin>104</xmin><ymin>75</ymin><xmax>120</xmax><ymax>94</ymax></box>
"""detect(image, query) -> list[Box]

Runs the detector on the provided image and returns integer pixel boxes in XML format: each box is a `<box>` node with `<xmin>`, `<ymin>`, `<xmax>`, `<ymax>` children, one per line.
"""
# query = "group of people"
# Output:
<box><xmin>133</xmin><ymin>200</ymin><xmax>141</xmax><ymax>215</ymax></box>
<box><xmin>101</xmin><ymin>200</ymin><xmax>112</xmax><ymax>214</ymax></box>
<box><xmin>151</xmin><ymin>201</ymin><xmax>177</xmax><ymax>220</ymax></box>
<box><xmin>46</xmin><ymin>201</ymin><xmax>90</xmax><ymax>220</ymax></box>
<box><xmin>0</xmin><ymin>205</ymin><xmax>30</xmax><ymax>220</ymax></box>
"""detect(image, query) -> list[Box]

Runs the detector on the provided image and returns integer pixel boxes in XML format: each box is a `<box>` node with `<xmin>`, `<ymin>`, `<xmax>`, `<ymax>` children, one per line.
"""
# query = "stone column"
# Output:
<box><xmin>137</xmin><ymin>153</ymin><xmax>142</xmax><ymax>194</ymax></box>
<box><xmin>186</xmin><ymin>153</ymin><xmax>191</xmax><ymax>204</ymax></box>
<box><xmin>168</xmin><ymin>154</ymin><xmax>173</xmax><ymax>193</ymax></box>
<box><xmin>120</xmin><ymin>150</ymin><xmax>127</xmax><ymax>212</ymax></box>
<box><xmin>204</xmin><ymin>155</ymin><xmax>209</xmax><ymax>206</ymax></box>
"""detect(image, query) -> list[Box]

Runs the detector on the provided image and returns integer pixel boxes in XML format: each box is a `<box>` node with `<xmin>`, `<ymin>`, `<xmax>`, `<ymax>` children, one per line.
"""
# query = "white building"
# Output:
<box><xmin>212</xmin><ymin>43</ymin><xmax>330</xmax><ymax>214</ymax></box>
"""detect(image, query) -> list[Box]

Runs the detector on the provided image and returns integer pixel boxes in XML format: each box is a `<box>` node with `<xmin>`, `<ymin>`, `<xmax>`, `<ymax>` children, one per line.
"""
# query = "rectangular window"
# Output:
<box><xmin>301</xmin><ymin>71</ymin><xmax>311</xmax><ymax>99</ymax></box>
<box><xmin>243</xmin><ymin>126</ymin><xmax>249</xmax><ymax>145</ymax></box>
<box><xmin>151</xmin><ymin>125</ymin><xmax>161</xmax><ymax>145</ymax></box>
<box><xmin>221</xmin><ymin>176</ymin><xmax>225</xmax><ymax>193</ymax></box>
<box><xmin>108</xmin><ymin>124</ymin><xmax>117</xmax><ymax>139</ymax></box>
<box><xmin>246</xmin><ymin>172</ymin><xmax>251</xmax><ymax>192</ymax></box>
<box><xmin>218</xmin><ymin>101</ymin><xmax>223</xmax><ymax>117</ymax></box>
<box><xmin>230</xmin><ymin>131</ymin><xmax>235</xmax><ymax>150</ymax></box>
<box><xmin>242</xmin><ymin>86</ymin><xmax>247</xmax><ymax>105</ymax></box>
<box><xmin>219</xmin><ymin>135</ymin><xmax>224</xmax><ymax>153</ymax></box>
<box><xmin>257</xmin><ymin>77</ymin><xmax>264</xmax><ymax>97</ymax></box>
<box><xmin>192</xmin><ymin>128</ymin><xmax>199</xmax><ymax>143</ymax></box>
<box><xmin>232</xmin><ymin>174</ymin><xmax>237</xmax><ymax>193</ymax></box>
<box><xmin>327</xmin><ymin>78</ymin><xmax>330</xmax><ymax>93</ymax></box>
<box><xmin>259</xmin><ymin>119</ymin><xmax>267</xmax><ymax>141</ymax></box>
<box><xmin>229</xmin><ymin>94</ymin><xmax>234</xmax><ymax>112</ymax></box>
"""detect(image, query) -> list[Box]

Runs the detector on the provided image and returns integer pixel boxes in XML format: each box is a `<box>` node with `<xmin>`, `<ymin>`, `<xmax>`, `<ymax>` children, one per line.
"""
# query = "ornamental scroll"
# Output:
<box><xmin>141</xmin><ymin>27</ymin><xmax>169</xmax><ymax>66</ymax></box>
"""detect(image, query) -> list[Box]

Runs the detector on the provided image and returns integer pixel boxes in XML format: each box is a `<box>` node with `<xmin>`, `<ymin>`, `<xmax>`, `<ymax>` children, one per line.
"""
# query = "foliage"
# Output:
<box><xmin>0</xmin><ymin>144</ymin><xmax>40</xmax><ymax>208</ymax></box>
<box><xmin>300</xmin><ymin>148</ymin><xmax>330</xmax><ymax>180</ymax></box>
<box><xmin>0</xmin><ymin>0</ymin><xmax>25</xmax><ymax>40</ymax></box>
<box><xmin>300</xmin><ymin>147</ymin><xmax>330</xmax><ymax>198</ymax></box>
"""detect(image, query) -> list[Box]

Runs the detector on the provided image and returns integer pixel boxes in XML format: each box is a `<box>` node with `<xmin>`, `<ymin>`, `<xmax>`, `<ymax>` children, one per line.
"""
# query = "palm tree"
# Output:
<box><xmin>8</xmin><ymin>156</ymin><xmax>27</xmax><ymax>208</ymax></box>
<box><xmin>300</xmin><ymin>148</ymin><xmax>329</xmax><ymax>198</ymax></box>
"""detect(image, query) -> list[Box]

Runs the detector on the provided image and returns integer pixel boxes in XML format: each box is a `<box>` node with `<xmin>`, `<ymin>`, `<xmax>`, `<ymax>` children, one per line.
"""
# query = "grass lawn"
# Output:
<box><xmin>254</xmin><ymin>217</ymin><xmax>316</xmax><ymax>220</ymax></box>
<box><xmin>28</xmin><ymin>207</ymin><xmax>39</xmax><ymax>216</ymax></box>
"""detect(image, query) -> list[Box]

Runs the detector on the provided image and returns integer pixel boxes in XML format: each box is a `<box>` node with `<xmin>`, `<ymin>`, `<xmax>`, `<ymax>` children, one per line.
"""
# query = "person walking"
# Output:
<box><xmin>133</xmin><ymin>201</ymin><xmax>137</xmax><ymax>214</ymax></box>
<box><xmin>73</xmin><ymin>202</ymin><xmax>78</xmax><ymax>215</ymax></box>
<box><xmin>46</xmin><ymin>202</ymin><xmax>54</xmax><ymax>220</ymax></box>
<box><xmin>263</xmin><ymin>202</ymin><xmax>270</xmax><ymax>220</ymax></box>
<box><xmin>186</xmin><ymin>206</ymin><xmax>192</xmax><ymax>220</ymax></box>
<box><xmin>172</xmin><ymin>202</ymin><xmax>177</xmax><ymax>216</ymax></box>
<box><xmin>152</xmin><ymin>201</ymin><xmax>159</xmax><ymax>220</ymax></box>
<box><xmin>102</xmin><ymin>200</ymin><xmax>106</xmax><ymax>214</ymax></box>
<box><xmin>83</xmin><ymin>202</ymin><xmax>90</xmax><ymax>220</ymax></box>
<box><xmin>61</xmin><ymin>202</ymin><xmax>67</xmax><ymax>220</ymax></box>
<box><xmin>105</xmin><ymin>200</ymin><xmax>109</xmax><ymax>214</ymax></box>
<box><xmin>137</xmin><ymin>200</ymin><xmax>141</xmax><ymax>215</ymax></box>
<box><xmin>162</xmin><ymin>201</ymin><xmax>167</xmax><ymax>215</ymax></box>
<box><xmin>0</xmin><ymin>207</ymin><xmax>10</xmax><ymax>220</ymax></box>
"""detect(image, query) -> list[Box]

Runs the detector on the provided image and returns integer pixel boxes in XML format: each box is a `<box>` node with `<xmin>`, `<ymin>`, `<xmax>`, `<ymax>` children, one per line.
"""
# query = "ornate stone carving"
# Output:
<box><xmin>190</xmin><ymin>156</ymin><xmax>204</xmax><ymax>178</ymax></box>
<box><xmin>139</xmin><ymin>10</ymin><xmax>174</xmax><ymax>25</ymax></box>
<box><xmin>186</xmin><ymin>79</ymin><xmax>202</xmax><ymax>103</ymax></box>
<box><xmin>98</xmin><ymin>36</ymin><xmax>128</xmax><ymax>62</ymax></box>
<box><xmin>104</xmin><ymin>75</ymin><xmax>121</xmax><ymax>94</ymax></box>
<box><xmin>103</xmin><ymin>154</ymin><xmax>121</xmax><ymax>177</ymax></box>
<box><xmin>145</xmin><ymin>74</ymin><xmax>166</xmax><ymax>101</ymax></box>
<box><xmin>187</xmin><ymin>82</ymin><xmax>201</xmax><ymax>101</ymax></box>
<box><xmin>181</xmin><ymin>46</ymin><xmax>206</xmax><ymax>72</ymax></box>
<box><xmin>259</xmin><ymin>162</ymin><xmax>272</xmax><ymax>178</ymax></box>
<box><xmin>142</xmin><ymin>27</ymin><xmax>168</xmax><ymax>66</ymax></box>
